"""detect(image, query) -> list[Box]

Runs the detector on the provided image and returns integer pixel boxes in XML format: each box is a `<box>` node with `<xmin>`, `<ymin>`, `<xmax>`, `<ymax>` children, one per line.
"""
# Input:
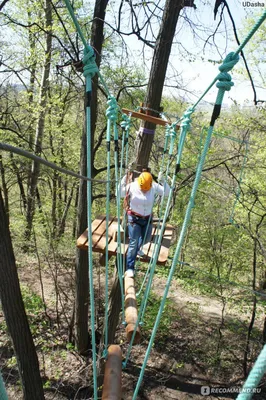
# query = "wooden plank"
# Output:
<box><xmin>77</xmin><ymin>215</ymin><xmax>174</xmax><ymax>266</ymax></box>
<box><xmin>92</xmin><ymin>216</ymin><xmax>115</xmax><ymax>251</ymax></box>
<box><xmin>122</xmin><ymin>108</ymin><xmax>173</xmax><ymax>127</ymax></box>
<box><xmin>76</xmin><ymin>230</ymin><xmax>89</xmax><ymax>248</ymax></box>
<box><xmin>77</xmin><ymin>215</ymin><xmax>107</xmax><ymax>249</ymax></box>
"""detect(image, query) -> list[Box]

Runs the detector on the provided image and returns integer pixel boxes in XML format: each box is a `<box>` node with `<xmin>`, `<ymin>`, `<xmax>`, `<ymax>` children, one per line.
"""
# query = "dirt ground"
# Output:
<box><xmin>1</xmin><ymin>256</ymin><xmax>266</xmax><ymax>400</ymax></box>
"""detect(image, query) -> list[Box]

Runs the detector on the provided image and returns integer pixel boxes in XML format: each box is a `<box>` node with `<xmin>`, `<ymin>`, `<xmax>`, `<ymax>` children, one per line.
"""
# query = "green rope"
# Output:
<box><xmin>233</xmin><ymin>10</ymin><xmax>266</xmax><ymax>57</ymax></box>
<box><xmin>236</xmin><ymin>344</ymin><xmax>266</xmax><ymax>400</ymax></box>
<box><xmin>132</xmin><ymin>40</ymin><xmax>241</xmax><ymax>399</ymax></box>
<box><xmin>120</xmin><ymin>113</ymin><xmax>131</xmax><ymax>279</ymax></box>
<box><xmin>63</xmin><ymin>0</ymin><xmax>111</xmax><ymax>97</ymax></box>
<box><xmin>102</xmin><ymin>99</ymin><xmax>113</xmax><ymax>358</ymax></box>
<box><xmin>0</xmin><ymin>372</ymin><xmax>8</xmax><ymax>400</ymax></box>
<box><xmin>0</xmin><ymin>143</ymin><xmax>110</xmax><ymax>183</ymax></box>
<box><xmin>106</xmin><ymin>97</ymin><xmax>126</xmax><ymax>323</ymax></box>
<box><xmin>191</xmin><ymin>10</ymin><xmax>266</xmax><ymax>112</ymax></box>
<box><xmin>138</xmin><ymin>125</ymin><xmax>177</xmax><ymax>305</ymax></box>
<box><xmin>83</xmin><ymin>48</ymin><xmax>98</xmax><ymax>398</ymax></box>
<box><xmin>136</xmin><ymin>123</ymin><xmax>176</xmax><ymax>295</ymax></box>
<box><xmin>124</xmin><ymin>128</ymin><xmax>182</xmax><ymax>365</ymax></box>
<box><xmin>177</xmin><ymin>108</ymin><xmax>193</xmax><ymax>167</ymax></box>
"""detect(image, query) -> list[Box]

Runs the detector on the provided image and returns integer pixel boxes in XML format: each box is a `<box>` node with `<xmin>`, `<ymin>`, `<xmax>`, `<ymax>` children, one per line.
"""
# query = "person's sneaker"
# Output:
<box><xmin>137</xmin><ymin>249</ymin><xmax>145</xmax><ymax>257</ymax></box>
<box><xmin>125</xmin><ymin>269</ymin><xmax>134</xmax><ymax>278</ymax></box>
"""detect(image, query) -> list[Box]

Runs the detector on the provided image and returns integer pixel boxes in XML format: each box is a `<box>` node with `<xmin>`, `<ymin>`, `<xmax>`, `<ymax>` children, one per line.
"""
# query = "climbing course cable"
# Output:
<box><xmin>0</xmin><ymin>143</ymin><xmax>109</xmax><ymax>184</ymax></box>
<box><xmin>236</xmin><ymin>344</ymin><xmax>266</xmax><ymax>400</ymax></box>
<box><xmin>56</xmin><ymin>4</ymin><xmax>266</xmax><ymax>399</ymax></box>
<box><xmin>83</xmin><ymin>45</ymin><xmax>99</xmax><ymax>399</ymax></box>
<box><xmin>131</xmin><ymin>10</ymin><xmax>266</xmax><ymax>399</ymax></box>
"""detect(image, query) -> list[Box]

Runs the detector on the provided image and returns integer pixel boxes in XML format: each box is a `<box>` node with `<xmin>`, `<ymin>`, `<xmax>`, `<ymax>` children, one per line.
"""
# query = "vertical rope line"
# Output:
<box><xmin>85</xmin><ymin>76</ymin><xmax>97</xmax><ymax>399</ymax></box>
<box><xmin>113</xmin><ymin>121</ymin><xmax>125</xmax><ymax>321</ymax></box>
<box><xmin>121</xmin><ymin>116</ymin><xmax>131</xmax><ymax>279</ymax></box>
<box><xmin>138</xmin><ymin>128</ymin><xmax>175</xmax><ymax>309</ymax></box>
<box><xmin>124</xmin><ymin>175</ymin><xmax>178</xmax><ymax>368</ymax></box>
<box><xmin>137</xmin><ymin>123</ymin><xmax>173</xmax><ymax>295</ymax></box>
<box><xmin>63</xmin><ymin>0</ymin><xmax>111</xmax><ymax>97</ymax></box>
<box><xmin>103</xmin><ymin>116</ymin><xmax>112</xmax><ymax>357</ymax></box>
<box><xmin>236</xmin><ymin>344</ymin><xmax>266</xmax><ymax>400</ymax></box>
<box><xmin>132</xmin><ymin>124</ymin><xmax>214</xmax><ymax>400</ymax></box>
<box><xmin>0</xmin><ymin>372</ymin><xmax>8</xmax><ymax>400</ymax></box>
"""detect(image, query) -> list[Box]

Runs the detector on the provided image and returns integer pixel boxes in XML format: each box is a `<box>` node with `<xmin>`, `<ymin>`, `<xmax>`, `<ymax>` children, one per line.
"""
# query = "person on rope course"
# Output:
<box><xmin>118</xmin><ymin>169</ymin><xmax>170</xmax><ymax>278</ymax></box>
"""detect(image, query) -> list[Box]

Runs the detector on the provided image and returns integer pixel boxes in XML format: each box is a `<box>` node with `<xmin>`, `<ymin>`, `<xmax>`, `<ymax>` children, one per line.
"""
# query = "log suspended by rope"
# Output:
<box><xmin>102</xmin><ymin>345</ymin><xmax>122</xmax><ymax>400</ymax></box>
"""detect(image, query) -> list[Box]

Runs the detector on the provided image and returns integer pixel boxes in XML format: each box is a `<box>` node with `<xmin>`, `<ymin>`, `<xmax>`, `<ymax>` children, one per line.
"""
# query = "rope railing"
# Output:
<box><xmin>14</xmin><ymin>4</ymin><xmax>263</xmax><ymax>399</ymax></box>
<box><xmin>132</xmin><ymin>11</ymin><xmax>266</xmax><ymax>398</ymax></box>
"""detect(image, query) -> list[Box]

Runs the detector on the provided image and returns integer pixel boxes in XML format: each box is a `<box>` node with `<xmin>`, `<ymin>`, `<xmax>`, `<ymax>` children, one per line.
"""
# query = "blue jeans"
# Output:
<box><xmin>126</xmin><ymin>214</ymin><xmax>152</xmax><ymax>271</ymax></box>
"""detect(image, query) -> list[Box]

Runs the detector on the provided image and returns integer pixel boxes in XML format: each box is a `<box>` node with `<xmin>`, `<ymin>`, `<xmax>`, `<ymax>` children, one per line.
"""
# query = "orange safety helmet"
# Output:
<box><xmin>138</xmin><ymin>172</ymin><xmax>153</xmax><ymax>191</ymax></box>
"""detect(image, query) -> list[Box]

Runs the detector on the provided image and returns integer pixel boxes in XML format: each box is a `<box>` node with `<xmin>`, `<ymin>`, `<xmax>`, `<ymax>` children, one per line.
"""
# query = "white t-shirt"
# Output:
<box><xmin>119</xmin><ymin>176</ymin><xmax>170</xmax><ymax>216</ymax></box>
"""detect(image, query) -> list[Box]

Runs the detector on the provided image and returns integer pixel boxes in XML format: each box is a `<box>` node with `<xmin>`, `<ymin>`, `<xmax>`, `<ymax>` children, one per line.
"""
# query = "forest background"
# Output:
<box><xmin>0</xmin><ymin>0</ymin><xmax>266</xmax><ymax>399</ymax></box>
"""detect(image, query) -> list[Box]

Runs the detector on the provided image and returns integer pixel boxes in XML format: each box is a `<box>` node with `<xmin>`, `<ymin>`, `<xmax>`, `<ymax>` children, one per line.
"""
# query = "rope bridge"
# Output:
<box><xmin>1</xmin><ymin>3</ymin><xmax>266</xmax><ymax>400</ymax></box>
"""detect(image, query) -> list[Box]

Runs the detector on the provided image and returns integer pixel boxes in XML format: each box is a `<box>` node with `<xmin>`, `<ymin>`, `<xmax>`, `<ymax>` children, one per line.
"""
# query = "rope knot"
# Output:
<box><xmin>120</xmin><ymin>113</ymin><xmax>131</xmax><ymax>130</ymax></box>
<box><xmin>82</xmin><ymin>46</ymin><xmax>98</xmax><ymax>79</ymax></box>
<box><xmin>216</xmin><ymin>71</ymin><xmax>234</xmax><ymax>92</ymax></box>
<box><xmin>219</xmin><ymin>52</ymin><xmax>240</xmax><ymax>73</ymax></box>
<box><xmin>106</xmin><ymin>96</ymin><xmax>118</xmax><ymax>121</ymax></box>
<box><xmin>181</xmin><ymin>107</ymin><xmax>193</xmax><ymax>128</ymax></box>
<box><xmin>169</xmin><ymin>126</ymin><xmax>176</xmax><ymax>138</ymax></box>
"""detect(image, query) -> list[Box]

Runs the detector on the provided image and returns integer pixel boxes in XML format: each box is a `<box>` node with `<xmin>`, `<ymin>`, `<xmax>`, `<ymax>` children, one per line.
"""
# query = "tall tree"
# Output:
<box><xmin>75</xmin><ymin>0</ymin><xmax>109</xmax><ymax>353</ymax></box>
<box><xmin>25</xmin><ymin>0</ymin><xmax>53</xmax><ymax>243</ymax></box>
<box><xmin>136</xmin><ymin>0</ymin><xmax>195</xmax><ymax>169</ymax></box>
<box><xmin>0</xmin><ymin>190</ymin><xmax>45</xmax><ymax>400</ymax></box>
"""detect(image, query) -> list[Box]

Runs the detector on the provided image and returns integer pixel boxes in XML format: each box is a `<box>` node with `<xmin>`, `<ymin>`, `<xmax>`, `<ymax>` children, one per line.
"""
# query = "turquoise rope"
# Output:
<box><xmin>132</xmin><ymin>130</ymin><xmax>215</xmax><ymax>400</ymax></box>
<box><xmin>63</xmin><ymin>0</ymin><xmax>111</xmax><ymax>97</ymax></box>
<box><xmin>138</xmin><ymin>125</ymin><xmax>176</xmax><ymax>301</ymax></box>
<box><xmin>103</xmin><ymin>99</ymin><xmax>113</xmax><ymax>358</ymax></box>
<box><xmin>236</xmin><ymin>344</ymin><xmax>266</xmax><ymax>400</ymax></box>
<box><xmin>0</xmin><ymin>372</ymin><xmax>8</xmax><ymax>400</ymax></box>
<box><xmin>177</xmin><ymin>108</ymin><xmax>193</xmax><ymax>165</ymax></box>
<box><xmin>125</xmin><ymin>174</ymin><xmax>179</xmax><ymax>370</ymax></box>
<box><xmin>137</xmin><ymin>124</ymin><xmax>175</xmax><ymax>291</ymax></box>
<box><xmin>124</xmin><ymin>126</ymin><xmax>178</xmax><ymax>359</ymax></box>
<box><xmin>132</xmin><ymin>43</ymin><xmax>240</xmax><ymax>399</ymax></box>
<box><xmin>83</xmin><ymin>49</ymin><xmax>97</xmax><ymax>398</ymax></box>
<box><xmin>191</xmin><ymin>10</ymin><xmax>266</xmax><ymax>112</ymax></box>
<box><xmin>125</xmin><ymin>164</ymin><xmax>182</xmax><ymax>363</ymax></box>
<box><xmin>108</xmin><ymin>97</ymin><xmax>126</xmax><ymax>322</ymax></box>
<box><xmin>233</xmin><ymin>10</ymin><xmax>266</xmax><ymax>57</ymax></box>
<box><xmin>120</xmin><ymin>114</ymin><xmax>131</xmax><ymax>278</ymax></box>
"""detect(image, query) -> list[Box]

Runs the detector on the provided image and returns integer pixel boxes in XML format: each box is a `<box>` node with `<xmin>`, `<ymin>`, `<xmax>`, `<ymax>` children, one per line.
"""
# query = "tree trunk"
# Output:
<box><xmin>0</xmin><ymin>191</ymin><xmax>45</xmax><ymax>400</ymax></box>
<box><xmin>75</xmin><ymin>127</ymin><xmax>89</xmax><ymax>353</ymax></box>
<box><xmin>25</xmin><ymin>0</ymin><xmax>52</xmax><ymax>243</ymax></box>
<box><xmin>136</xmin><ymin>0</ymin><xmax>185</xmax><ymax>169</ymax></box>
<box><xmin>10</xmin><ymin>153</ymin><xmax>27</xmax><ymax>213</ymax></box>
<box><xmin>243</xmin><ymin>238</ymin><xmax>258</xmax><ymax>377</ymax></box>
<box><xmin>75</xmin><ymin>0</ymin><xmax>109</xmax><ymax>353</ymax></box>
<box><xmin>57</xmin><ymin>183</ymin><xmax>75</xmax><ymax>237</ymax></box>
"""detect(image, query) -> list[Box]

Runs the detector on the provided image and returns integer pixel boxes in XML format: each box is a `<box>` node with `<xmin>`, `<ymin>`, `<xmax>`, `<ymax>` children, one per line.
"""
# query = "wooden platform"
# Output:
<box><xmin>77</xmin><ymin>215</ymin><xmax>175</xmax><ymax>265</ymax></box>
